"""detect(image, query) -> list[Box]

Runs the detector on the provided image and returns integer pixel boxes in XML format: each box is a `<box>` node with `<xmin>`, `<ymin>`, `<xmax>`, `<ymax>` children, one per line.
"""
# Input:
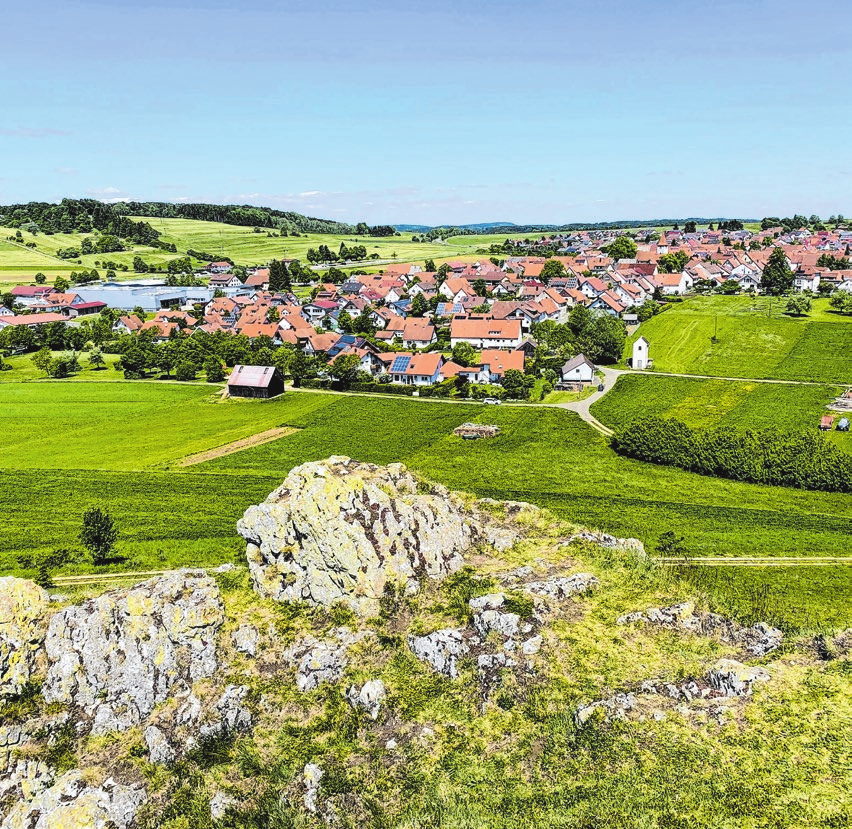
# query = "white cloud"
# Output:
<box><xmin>0</xmin><ymin>127</ymin><xmax>70</xmax><ymax>138</ymax></box>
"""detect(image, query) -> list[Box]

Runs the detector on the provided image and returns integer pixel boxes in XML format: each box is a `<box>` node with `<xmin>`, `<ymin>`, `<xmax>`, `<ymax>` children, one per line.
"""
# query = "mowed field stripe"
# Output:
<box><xmin>178</xmin><ymin>426</ymin><xmax>300</xmax><ymax>467</ymax></box>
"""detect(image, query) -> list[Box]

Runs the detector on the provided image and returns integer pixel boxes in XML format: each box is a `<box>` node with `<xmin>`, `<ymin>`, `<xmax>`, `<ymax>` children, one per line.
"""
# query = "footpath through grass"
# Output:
<box><xmin>626</xmin><ymin>295</ymin><xmax>852</xmax><ymax>383</ymax></box>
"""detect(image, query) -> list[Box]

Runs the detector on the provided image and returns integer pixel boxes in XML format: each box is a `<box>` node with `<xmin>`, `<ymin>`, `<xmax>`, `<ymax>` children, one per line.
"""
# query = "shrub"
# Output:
<box><xmin>175</xmin><ymin>362</ymin><xmax>196</xmax><ymax>381</ymax></box>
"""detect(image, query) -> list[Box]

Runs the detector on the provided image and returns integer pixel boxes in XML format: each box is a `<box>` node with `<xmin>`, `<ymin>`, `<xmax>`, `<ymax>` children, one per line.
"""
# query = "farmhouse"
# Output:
<box><xmin>227</xmin><ymin>364</ymin><xmax>285</xmax><ymax>399</ymax></box>
<box><xmin>560</xmin><ymin>353</ymin><xmax>596</xmax><ymax>385</ymax></box>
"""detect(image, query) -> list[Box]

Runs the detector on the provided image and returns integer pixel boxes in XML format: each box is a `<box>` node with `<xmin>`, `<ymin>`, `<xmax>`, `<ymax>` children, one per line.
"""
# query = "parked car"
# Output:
<box><xmin>482</xmin><ymin>397</ymin><xmax>501</xmax><ymax>405</ymax></box>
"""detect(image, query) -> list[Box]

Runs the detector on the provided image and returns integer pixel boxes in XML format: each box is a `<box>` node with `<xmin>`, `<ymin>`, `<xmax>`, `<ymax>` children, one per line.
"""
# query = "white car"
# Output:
<box><xmin>482</xmin><ymin>397</ymin><xmax>501</xmax><ymax>405</ymax></box>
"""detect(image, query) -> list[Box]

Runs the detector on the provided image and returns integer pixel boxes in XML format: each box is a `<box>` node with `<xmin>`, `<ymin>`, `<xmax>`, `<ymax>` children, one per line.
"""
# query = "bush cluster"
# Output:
<box><xmin>612</xmin><ymin>417</ymin><xmax>852</xmax><ymax>492</ymax></box>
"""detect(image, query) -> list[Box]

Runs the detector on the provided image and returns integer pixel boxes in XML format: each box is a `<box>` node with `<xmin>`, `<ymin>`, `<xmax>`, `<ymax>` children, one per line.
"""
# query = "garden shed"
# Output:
<box><xmin>227</xmin><ymin>364</ymin><xmax>285</xmax><ymax>399</ymax></box>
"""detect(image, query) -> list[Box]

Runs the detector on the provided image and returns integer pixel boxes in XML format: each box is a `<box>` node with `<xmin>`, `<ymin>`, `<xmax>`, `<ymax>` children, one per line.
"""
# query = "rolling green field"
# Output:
<box><xmin>1</xmin><ymin>381</ymin><xmax>849</xmax><ymax>628</ymax></box>
<box><xmin>627</xmin><ymin>295</ymin><xmax>852</xmax><ymax>383</ymax></box>
<box><xmin>0</xmin><ymin>219</ymin><xmax>490</xmax><ymax>284</ymax></box>
<box><xmin>591</xmin><ymin>374</ymin><xmax>851</xmax><ymax>450</ymax></box>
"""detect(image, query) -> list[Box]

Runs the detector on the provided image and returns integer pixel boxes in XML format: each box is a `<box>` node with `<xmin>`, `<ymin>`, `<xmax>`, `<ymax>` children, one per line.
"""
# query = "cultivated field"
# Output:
<box><xmin>626</xmin><ymin>295</ymin><xmax>852</xmax><ymax>383</ymax></box>
<box><xmin>1</xmin><ymin>381</ymin><xmax>848</xmax><ymax>628</ymax></box>
<box><xmin>591</xmin><ymin>374</ymin><xmax>851</xmax><ymax>450</ymax></box>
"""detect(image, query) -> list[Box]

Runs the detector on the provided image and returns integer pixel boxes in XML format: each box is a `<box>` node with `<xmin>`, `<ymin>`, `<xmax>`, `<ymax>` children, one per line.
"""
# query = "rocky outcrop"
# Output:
<box><xmin>237</xmin><ymin>457</ymin><xmax>516</xmax><ymax>616</ymax></box>
<box><xmin>0</xmin><ymin>723</ymin><xmax>55</xmax><ymax>814</ymax></box>
<box><xmin>522</xmin><ymin>573</ymin><xmax>599</xmax><ymax>601</ymax></box>
<box><xmin>42</xmin><ymin>571</ymin><xmax>224</xmax><ymax>735</ymax></box>
<box><xmin>232</xmin><ymin>624</ymin><xmax>260</xmax><ymax>656</ymax></box>
<box><xmin>283</xmin><ymin>628</ymin><xmax>370</xmax><ymax>693</ymax></box>
<box><xmin>617</xmin><ymin>601</ymin><xmax>782</xmax><ymax>656</ymax></box>
<box><xmin>562</xmin><ymin>532</ymin><xmax>645</xmax><ymax>554</ymax></box>
<box><xmin>576</xmin><ymin>693</ymin><xmax>637</xmax><ymax>725</ymax></box>
<box><xmin>0</xmin><ymin>577</ymin><xmax>49</xmax><ymax>698</ymax></box>
<box><xmin>707</xmin><ymin>659</ymin><xmax>770</xmax><ymax>697</ymax></box>
<box><xmin>0</xmin><ymin>770</ymin><xmax>146</xmax><ymax>829</ymax></box>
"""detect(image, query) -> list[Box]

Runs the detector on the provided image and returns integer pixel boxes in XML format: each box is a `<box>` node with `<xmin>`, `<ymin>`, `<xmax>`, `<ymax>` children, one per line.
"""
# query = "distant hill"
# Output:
<box><xmin>0</xmin><ymin>198</ymin><xmax>355</xmax><ymax>237</ymax></box>
<box><xmin>395</xmin><ymin>222</ymin><xmax>516</xmax><ymax>233</ymax></box>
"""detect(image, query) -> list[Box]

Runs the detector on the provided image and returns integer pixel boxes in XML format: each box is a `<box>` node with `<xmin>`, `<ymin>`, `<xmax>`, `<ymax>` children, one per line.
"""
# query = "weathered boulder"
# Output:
<box><xmin>237</xmin><ymin>457</ymin><xmax>510</xmax><ymax>616</ymax></box>
<box><xmin>575</xmin><ymin>693</ymin><xmax>637</xmax><ymax>725</ymax></box>
<box><xmin>283</xmin><ymin>628</ymin><xmax>369</xmax><ymax>692</ymax></box>
<box><xmin>0</xmin><ymin>770</ymin><xmax>146</xmax><ymax>829</ymax></box>
<box><xmin>144</xmin><ymin>725</ymin><xmax>175</xmax><ymax>765</ymax></box>
<box><xmin>303</xmin><ymin>763</ymin><xmax>323</xmax><ymax>813</ymax></box>
<box><xmin>408</xmin><ymin>629</ymin><xmax>469</xmax><ymax>679</ymax></box>
<box><xmin>346</xmin><ymin>679</ymin><xmax>386</xmax><ymax>720</ymax></box>
<box><xmin>0</xmin><ymin>723</ymin><xmax>54</xmax><ymax>815</ymax></box>
<box><xmin>0</xmin><ymin>577</ymin><xmax>50</xmax><ymax>698</ymax></box>
<box><xmin>707</xmin><ymin>659</ymin><xmax>770</xmax><ymax>697</ymax></box>
<box><xmin>200</xmin><ymin>684</ymin><xmax>252</xmax><ymax>738</ymax></box>
<box><xmin>232</xmin><ymin>624</ymin><xmax>260</xmax><ymax>656</ymax></box>
<box><xmin>42</xmin><ymin>571</ymin><xmax>224</xmax><ymax>735</ymax></box>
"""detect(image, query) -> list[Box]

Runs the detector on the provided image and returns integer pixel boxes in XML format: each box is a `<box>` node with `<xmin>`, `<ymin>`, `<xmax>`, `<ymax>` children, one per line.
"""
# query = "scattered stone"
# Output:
<box><xmin>41</xmin><ymin>571</ymin><xmax>224</xmax><ymax>736</ymax></box>
<box><xmin>201</xmin><ymin>685</ymin><xmax>252</xmax><ymax>738</ymax></box>
<box><xmin>385</xmin><ymin>738</ymin><xmax>397</xmax><ymax>749</ymax></box>
<box><xmin>576</xmin><ymin>693</ymin><xmax>637</xmax><ymax>725</ymax></box>
<box><xmin>213</xmin><ymin>563</ymin><xmax>237</xmax><ymax>573</ymax></box>
<box><xmin>408</xmin><ymin>629</ymin><xmax>469</xmax><ymax>679</ymax></box>
<box><xmin>707</xmin><ymin>659</ymin><xmax>770</xmax><ymax>697</ymax></box>
<box><xmin>0</xmin><ymin>577</ymin><xmax>49</xmax><ymax>699</ymax></box>
<box><xmin>523</xmin><ymin>573</ymin><xmax>599</xmax><ymax>601</ymax></box>
<box><xmin>1</xmin><ymin>770</ymin><xmax>146</xmax><ymax>829</ymax></box>
<box><xmin>232</xmin><ymin>624</ymin><xmax>260</xmax><ymax>656</ymax></box>
<box><xmin>144</xmin><ymin>725</ymin><xmax>175</xmax><ymax>765</ymax></box>
<box><xmin>346</xmin><ymin>679</ymin><xmax>386</xmax><ymax>720</ymax></box>
<box><xmin>303</xmin><ymin>763</ymin><xmax>323</xmax><ymax>813</ymax></box>
<box><xmin>473</xmin><ymin>609</ymin><xmax>521</xmax><ymax>639</ymax></box>
<box><xmin>238</xmin><ymin>457</ymin><xmax>516</xmax><ymax>616</ymax></box>
<box><xmin>521</xmin><ymin>636</ymin><xmax>542</xmax><ymax>655</ymax></box>
<box><xmin>210</xmin><ymin>791</ymin><xmax>238</xmax><ymax>821</ymax></box>
<box><xmin>616</xmin><ymin>602</ymin><xmax>783</xmax><ymax>656</ymax></box>
<box><xmin>562</xmin><ymin>532</ymin><xmax>645</xmax><ymax>554</ymax></box>
<box><xmin>469</xmin><ymin>593</ymin><xmax>506</xmax><ymax>611</ymax></box>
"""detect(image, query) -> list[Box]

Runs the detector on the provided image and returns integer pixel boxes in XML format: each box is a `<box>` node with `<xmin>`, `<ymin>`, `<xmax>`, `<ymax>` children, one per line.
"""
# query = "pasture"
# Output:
<box><xmin>591</xmin><ymin>374</ymin><xmax>851</xmax><ymax>450</ymax></box>
<box><xmin>626</xmin><ymin>295</ymin><xmax>852</xmax><ymax>383</ymax></box>
<box><xmin>0</xmin><ymin>381</ymin><xmax>848</xmax><ymax>627</ymax></box>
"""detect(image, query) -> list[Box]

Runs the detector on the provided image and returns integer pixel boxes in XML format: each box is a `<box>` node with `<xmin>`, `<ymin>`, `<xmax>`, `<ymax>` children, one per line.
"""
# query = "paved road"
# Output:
<box><xmin>554</xmin><ymin>366</ymin><xmax>625</xmax><ymax>436</ymax></box>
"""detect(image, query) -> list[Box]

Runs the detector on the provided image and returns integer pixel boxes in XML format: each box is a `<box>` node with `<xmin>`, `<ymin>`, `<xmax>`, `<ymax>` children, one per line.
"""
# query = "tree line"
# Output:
<box><xmin>612</xmin><ymin>417</ymin><xmax>852</xmax><ymax>493</ymax></box>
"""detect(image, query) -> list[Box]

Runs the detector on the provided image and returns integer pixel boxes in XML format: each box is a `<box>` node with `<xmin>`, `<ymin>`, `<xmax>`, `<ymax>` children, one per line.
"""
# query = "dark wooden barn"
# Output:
<box><xmin>227</xmin><ymin>364</ymin><xmax>285</xmax><ymax>399</ymax></box>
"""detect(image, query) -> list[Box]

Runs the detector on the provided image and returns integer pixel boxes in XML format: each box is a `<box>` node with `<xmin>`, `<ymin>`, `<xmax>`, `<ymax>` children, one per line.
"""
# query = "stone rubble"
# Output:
<box><xmin>232</xmin><ymin>624</ymin><xmax>260</xmax><ymax>656</ymax></box>
<box><xmin>303</xmin><ymin>763</ymin><xmax>324</xmax><ymax>813</ymax></box>
<box><xmin>346</xmin><ymin>679</ymin><xmax>387</xmax><ymax>720</ymax></box>
<box><xmin>523</xmin><ymin>573</ymin><xmax>600</xmax><ymax>601</ymax></box>
<box><xmin>408</xmin><ymin>629</ymin><xmax>470</xmax><ymax>679</ymax></box>
<box><xmin>283</xmin><ymin>627</ymin><xmax>370</xmax><ymax>692</ymax></box>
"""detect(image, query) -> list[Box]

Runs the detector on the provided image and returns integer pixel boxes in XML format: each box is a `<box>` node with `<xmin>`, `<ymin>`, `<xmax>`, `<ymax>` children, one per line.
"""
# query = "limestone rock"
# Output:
<box><xmin>237</xmin><ymin>457</ymin><xmax>509</xmax><ymax>616</ymax></box>
<box><xmin>0</xmin><ymin>724</ymin><xmax>54</xmax><ymax>815</ymax></box>
<box><xmin>144</xmin><ymin>725</ymin><xmax>175</xmax><ymax>765</ymax></box>
<box><xmin>303</xmin><ymin>763</ymin><xmax>323</xmax><ymax>813</ymax></box>
<box><xmin>563</xmin><ymin>532</ymin><xmax>645</xmax><ymax>554</ymax></box>
<box><xmin>346</xmin><ymin>679</ymin><xmax>386</xmax><ymax>720</ymax></box>
<box><xmin>283</xmin><ymin>628</ymin><xmax>369</xmax><ymax>692</ymax></box>
<box><xmin>42</xmin><ymin>570</ymin><xmax>224</xmax><ymax>735</ymax></box>
<box><xmin>200</xmin><ymin>685</ymin><xmax>252</xmax><ymax>737</ymax></box>
<box><xmin>232</xmin><ymin>624</ymin><xmax>260</xmax><ymax>656</ymax></box>
<box><xmin>1</xmin><ymin>770</ymin><xmax>146</xmax><ymax>829</ymax></box>
<box><xmin>408</xmin><ymin>629</ymin><xmax>469</xmax><ymax>679</ymax></box>
<box><xmin>473</xmin><ymin>609</ymin><xmax>520</xmax><ymax>639</ymax></box>
<box><xmin>521</xmin><ymin>635</ymin><xmax>542</xmax><ymax>655</ymax></box>
<box><xmin>523</xmin><ymin>573</ymin><xmax>599</xmax><ymax>601</ymax></box>
<box><xmin>210</xmin><ymin>791</ymin><xmax>238</xmax><ymax>820</ymax></box>
<box><xmin>707</xmin><ymin>659</ymin><xmax>770</xmax><ymax>697</ymax></box>
<box><xmin>576</xmin><ymin>693</ymin><xmax>637</xmax><ymax>725</ymax></box>
<box><xmin>0</xmin><ymin>577</ymin><xmax>50</xmax><ymax>698</ymax></box>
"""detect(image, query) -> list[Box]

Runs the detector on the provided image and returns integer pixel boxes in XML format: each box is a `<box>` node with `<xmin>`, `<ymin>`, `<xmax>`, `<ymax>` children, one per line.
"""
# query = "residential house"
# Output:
<box><xmin>0</xmin><ymin>313</ymin><xmax>67</xmax><ymax>330</ymax></box>
<box><xmin>450</xmin><ymin>316</ymin><xmax>522</xmax><ymax>349</ymax></box>
<box><xmin>387</xmin><ymin>352</ymin><xmax>444</xmax><ymax>385</ymax></box>
<box><xmin>113</xmin><ymin>315</ymin><xmax>144</xmax><ymax>334</ymax></box>
<box><xmin>401</xmin><ymin>319</ymin><xmax>437</xmax><ymax>349</ymax></box>
<box><xmin>560</xmin><ymin>353</ymin><xmax>596</xmax><ymax>385</ymax></box>
<box><xmin>207</xmin><ymin>261</ymin><xmax>233</xmax><ymax>274</ymax></box>
<box><xmin>209</xmin><ymin>273</ymin><xmax>243</xmax><ymax>289</ymax></box>
<box><xmin>479</xmin><ymin>349</ymin><xmax>524</xmax><ymax>381</ymax></box>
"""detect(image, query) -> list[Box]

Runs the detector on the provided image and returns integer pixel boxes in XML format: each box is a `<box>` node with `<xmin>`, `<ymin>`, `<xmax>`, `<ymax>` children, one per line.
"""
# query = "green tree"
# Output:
<box><xmin>424</xmin><ymin>259</ymin><xmax>436</xmax><ymax>272</ymax></box>
<box><xmin>539</xmin><ymin>259</ymin><xmax>566</xmax><ymax>286</ymax></box>
<box><xmin>684</xmin><ymin>221</ymin><xmax>697</xmax><ymax>233</ymax></box>
<box><xmin>133</xmin><ymin>256</ymin><xmax>149</xmax><ymax>273</ymax></box>
<box><xmin>34</xmin><ymin>272</ymin><xmax>46</xmax><ymax>284</ymax></box>
<box><xmin>31</xmin><ymin>347</ymin><xmax>53</xmax><ymax>375</ymax></box>
<box><xmin>606</xmin><ymin>236</ymin><xmax>638</xmax><ymax>260</ymax></box>
<box><xmin>88</xmin><ymin>347</ymin><xmax>106</xmax><ymax>370</ymax></box>
<box><xmin>786</xmin><ymin>295</ymin><xmax>812</xmax><ymax>316</ymax></box>
<box><xmin>829</xmin><ymin>292</ymin><xmax>852</xmax><ymax>315</ymax></box>
<box><xmin>473</xmin><ymin>278</ymin><xmax>488</xmax><ymax>296</ymax></box>
<box><xmin>16</xmin><ymin>548</ymin><xmax>74</xmax><ymax>589</ymax></box>
<box><xmin>451</xmin><ymin>341</ymin><xmax>477</xmax><ymax>367</ymax></box>
<box><xmin>437</xmin><ymin>262</ymin><xmax>451</xmax><ymax>280</ymax></box>
<box><xmin>410</xmin><ymin>293</ymin><xmax>428</xmax><ymax>318</ymax></box>
<box><xmin>175</xmin><ymin>361</ymin><xmax>196</xmax><ymax>381</ymax></box>
<box><xmin>330</xmin><ymin>353</ymin><xmax>361</xmax><ymax>388</ymax></box>
<box><xmin>762</xmin><ymin>247</ymin><xmax>794</xmax><ymax>295</ymax></box>
<box><xmin>567</xmin><ymin>303</ymin><xmax>591</xmax><ymax>336</ymax></box>
<box><xmin>501</xmin><ymin>368</ymin><xmax>529</xmax><ymax>399</ymax></box>
<box><xmin>80</xmin><ymin>508</ymin><xmax>118</xmax><ymax>566</ymax></box>
<box><xmin>54</xmin><ymin>275</ymin><xmax>70</xmax><ymax>293</ymax></box>
<box><xmin>204</xmin><ymin>357</ymin><xmax>225</xmax><ymax>382</ymax></box>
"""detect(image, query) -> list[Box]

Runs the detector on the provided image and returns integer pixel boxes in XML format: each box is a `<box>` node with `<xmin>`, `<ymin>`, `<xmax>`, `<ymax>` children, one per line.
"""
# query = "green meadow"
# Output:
<box><xmin>591</xmin><ymin>373</ymin><xmax>851</xmax><ymax>450</ymax></box>
<box><xmin>0</xmin><ymin>381</ymin><xmax>849</xmax><ymax>628</ymax></box>
<box><xmin>0</xmin><ymin>219</ymin><xmax>491</xmax><ymax>284</ymax></box>
<box><xmin>627</xmin><ymin>295</ymin><xmax>852</xmax><ymax>383</ymax></box>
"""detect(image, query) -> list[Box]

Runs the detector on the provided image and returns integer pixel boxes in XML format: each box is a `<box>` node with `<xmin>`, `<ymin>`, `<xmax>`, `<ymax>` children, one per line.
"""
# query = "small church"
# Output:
<box><xmin>632</xmin><ymin>336</ymin><xmax>651</xmax><ymax>370</ymax></box>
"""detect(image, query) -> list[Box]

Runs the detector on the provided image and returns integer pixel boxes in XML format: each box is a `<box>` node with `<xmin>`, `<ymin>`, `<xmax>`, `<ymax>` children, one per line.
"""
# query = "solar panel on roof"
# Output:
<box><xmin>391</xmin><ymin>355</ymin><xmax>410</xmax><ymax>373</ymax></box>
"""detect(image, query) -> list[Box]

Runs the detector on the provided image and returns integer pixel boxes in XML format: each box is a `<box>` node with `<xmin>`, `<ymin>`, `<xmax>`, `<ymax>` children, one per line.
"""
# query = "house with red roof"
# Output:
<box><xmin>450</xmin><ymin>316</ymin><xmax>522</xmax><ymax>349</ymax></box>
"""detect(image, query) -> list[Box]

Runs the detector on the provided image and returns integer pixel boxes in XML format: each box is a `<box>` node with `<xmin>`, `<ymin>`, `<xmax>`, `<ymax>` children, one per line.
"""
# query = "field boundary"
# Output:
<box><xmin>178</xmin><ymin>426</ymin><xmax>300</xmax><ymax>466</ymax></box>
<box><xmin>654</xmin><ymin>556</ymin><xmax>852</xmax><ymax>567</ymax></box>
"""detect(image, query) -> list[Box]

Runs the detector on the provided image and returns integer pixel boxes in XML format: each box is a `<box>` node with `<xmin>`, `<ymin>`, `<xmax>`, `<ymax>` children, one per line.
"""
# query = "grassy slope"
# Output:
<box><xmin>626</xmin><ymin>295</ymin><xmax>852</xmax><ymax>383</ymax></box>
<box><xmin>590</xmin><ymin>374</ymin><xmax>851</xmax><ymax>451</ymax></box>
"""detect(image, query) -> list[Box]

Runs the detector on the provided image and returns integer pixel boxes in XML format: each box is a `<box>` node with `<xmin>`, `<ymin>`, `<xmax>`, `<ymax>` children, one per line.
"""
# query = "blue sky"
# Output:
<box><xmin>1</xmin><ymin>0</ymin><xmax>850</xmax><ymax>225</ymax></box>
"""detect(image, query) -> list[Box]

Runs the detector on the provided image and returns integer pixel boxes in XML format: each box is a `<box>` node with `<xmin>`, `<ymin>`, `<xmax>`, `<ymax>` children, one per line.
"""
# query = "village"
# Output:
<box><xmin>1</xmin><ymin>222</ymin><xmax>852</xmax><ymax>401</ymax></box>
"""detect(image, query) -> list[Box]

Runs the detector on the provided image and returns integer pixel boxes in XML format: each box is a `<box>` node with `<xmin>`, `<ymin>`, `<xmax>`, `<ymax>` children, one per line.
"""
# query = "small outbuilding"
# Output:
<box><xmin>227</xmin><ymin>364</ymin><xmax>285</xmax><ymax>399</ymax></box>
<box><xmin>632</xmin><ymin>336</ymin><xmax>650</xmax><ymax>370</ymax></box>
<box><xmin>819</xmin><ymin>415</ymin><xmax>834</xmax><ymax>431</ymax></box>
<box><xmin>560</xmin><ymin>353</ymin><xmax>596</xmax><ymax>385</ymax></box>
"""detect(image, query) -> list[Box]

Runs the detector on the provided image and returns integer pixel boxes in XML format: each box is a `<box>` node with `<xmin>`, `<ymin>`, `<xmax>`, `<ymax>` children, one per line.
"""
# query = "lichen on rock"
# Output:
<box><xmin>0</xmin><ymin>577</ymin><xmax>50</xmax><ymax>699</ymax></box>
<box><xmin>237</xmin><ymin>457</ymin><xmax>512</xmax><ymax>616</ymax></box>
<box><xmin>41</xmin><ymin>570</ymin><xmax>224</xmax><ymax>735</ymax></box>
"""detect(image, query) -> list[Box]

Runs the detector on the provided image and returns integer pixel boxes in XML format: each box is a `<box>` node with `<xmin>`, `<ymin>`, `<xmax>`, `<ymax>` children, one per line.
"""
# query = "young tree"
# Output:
<box><xmin>32</xmin><ymin>346</ymin><xmax>54</xmax><ymax>375</ymax></box>
<box><xmin>786</xmin><ymin>295</ymin><xmax>812</xmax><ymax>316</ymax></box>
<box><xmin>54</xmin><ymin>275</ymin><xmax>70</xmax><ymax>293</ymax></box>
<box><xmin>80</xmin><ymin>508</ymin><xmax>118</xmax><ymax>566</ymax></box>
<box><xmin>539</xmin><ymin>259</ymin><xmax>566</xmax><ymax>286</ymax></box>
<box><xmin>424</xmin><ymin>259</ymin><xmax>436</xmax><ymax>273</ymax></box>
<box><xmin>88</xmin><ymin>347</ymin><xmax>106</xmax><ymax>370</ymax></box>
<box><xmin>34</xmin><ymin>272</ymin><xmax>46</xmax><ymax>284</ymax></box>
<box><xmin>175</xmin><ymin>361</ymin><xmax>196</xmax><ymax>381</ymax></box>
<box><xmin>16</xmin><ymin>548</ymin><xmax>74</xmax><ymax>589</ymax></box>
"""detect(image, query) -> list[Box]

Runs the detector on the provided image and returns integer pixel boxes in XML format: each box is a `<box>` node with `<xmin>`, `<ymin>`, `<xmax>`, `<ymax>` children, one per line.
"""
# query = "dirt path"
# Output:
<box><xmin>654</xmin><ymin>557</ymin><xmax>851</xmax><ymax>567</ymax></box>
<box><xmin>179</xmin><ymin>426</ymin><xmax>299</xmax><ymax>466</ymax></box>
